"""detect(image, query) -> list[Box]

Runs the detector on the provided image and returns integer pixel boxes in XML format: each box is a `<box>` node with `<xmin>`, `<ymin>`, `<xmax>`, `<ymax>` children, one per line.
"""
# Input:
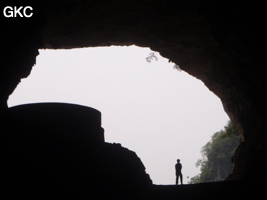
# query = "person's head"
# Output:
<box><xmin>177</xmin><ymin>159</ymin><xmax>180</xmax><ymax>163</ymax></box>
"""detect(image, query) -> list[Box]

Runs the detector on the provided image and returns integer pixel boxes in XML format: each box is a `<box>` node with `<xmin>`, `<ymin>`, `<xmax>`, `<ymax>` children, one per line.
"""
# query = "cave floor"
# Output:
<box><xmin>149</xmin><ymin>180</ymin><xmax>262</xmax><ymax>200</ymax></box>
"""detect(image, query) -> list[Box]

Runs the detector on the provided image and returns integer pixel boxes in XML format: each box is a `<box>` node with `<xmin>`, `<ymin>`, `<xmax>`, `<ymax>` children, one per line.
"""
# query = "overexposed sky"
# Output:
<box><xmin>8</xmin><ymin>46</ymin><xmax>229</xmax><ymax>184</ymax></box>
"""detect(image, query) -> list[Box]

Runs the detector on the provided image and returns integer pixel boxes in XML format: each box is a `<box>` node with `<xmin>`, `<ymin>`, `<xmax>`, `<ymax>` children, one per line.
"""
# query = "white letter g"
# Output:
<box><xmin>3</xmin><ymin>6</ymin><xmax>13</xmax><ymax>18</ymax></box>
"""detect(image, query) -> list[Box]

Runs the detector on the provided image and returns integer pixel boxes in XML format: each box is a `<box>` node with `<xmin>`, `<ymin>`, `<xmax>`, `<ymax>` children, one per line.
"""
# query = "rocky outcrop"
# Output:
<box><xmin>1</xmin><ymin>103</ymin><xmax>152</xmax><ymax>199</ymax></box>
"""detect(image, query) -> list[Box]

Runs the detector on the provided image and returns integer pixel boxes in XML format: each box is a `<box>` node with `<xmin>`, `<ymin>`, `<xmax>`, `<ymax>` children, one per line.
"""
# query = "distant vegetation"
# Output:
<box><xmin>189</xmin><ymin>120</ymin><xmax>239</xmax><ymax>183</ymax></box>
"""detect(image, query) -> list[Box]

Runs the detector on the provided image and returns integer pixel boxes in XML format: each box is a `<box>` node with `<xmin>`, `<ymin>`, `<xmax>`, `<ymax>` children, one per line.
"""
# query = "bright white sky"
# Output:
<box><xmin>8</xmin><ymin>46</ymin><xmax>229</xmax><ymax>185</ymax></box>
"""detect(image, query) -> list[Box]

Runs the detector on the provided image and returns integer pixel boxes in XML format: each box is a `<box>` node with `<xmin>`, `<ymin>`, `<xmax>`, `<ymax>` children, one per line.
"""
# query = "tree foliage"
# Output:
<box><xmin>145</xmin><ymin>51</ymin><xmax>181</xmax><ymax>71</ymax></box>
<box><xmin>189</xmin><ymin>120</ymin><xmax>239</xmax><ymax>183</ymax></box>
<box><xmin>146</xmin><ymin>52</ymin><xmax>158</xmax><ymax>62</ymax></box>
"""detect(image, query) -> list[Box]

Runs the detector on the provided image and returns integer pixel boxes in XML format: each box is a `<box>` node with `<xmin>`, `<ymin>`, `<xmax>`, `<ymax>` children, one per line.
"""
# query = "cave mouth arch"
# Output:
<box><xmin>8</xmin><ymin>45</ymin><xmax>230</xmax><ymax>184</ymax></box>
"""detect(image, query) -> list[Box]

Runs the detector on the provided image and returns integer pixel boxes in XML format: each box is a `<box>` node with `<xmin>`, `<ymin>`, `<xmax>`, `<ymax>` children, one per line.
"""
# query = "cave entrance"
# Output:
<box><xmin>8</xmin><ymin>45</ymin><xmax>230</xmax><ymax>184</ymax></box>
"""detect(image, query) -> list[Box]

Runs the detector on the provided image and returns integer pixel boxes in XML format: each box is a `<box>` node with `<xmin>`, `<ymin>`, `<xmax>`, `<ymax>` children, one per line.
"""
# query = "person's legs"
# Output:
<box><xmin>175</xmin><ymin>176</ymin><xmax>178</xmax><ymax>185</ymax></box>
<box><xmin>180</xmin><ymin>173</ymin><xmax>183</xmax><ymax>185</ymax></box>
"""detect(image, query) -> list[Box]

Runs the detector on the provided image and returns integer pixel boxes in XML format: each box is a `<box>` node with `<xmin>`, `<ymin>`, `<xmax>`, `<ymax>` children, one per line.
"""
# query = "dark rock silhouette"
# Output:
<box><xmin>1</xmin><ymin>103</ymin><xmax>152</xmax><ymax>199</ymax></box>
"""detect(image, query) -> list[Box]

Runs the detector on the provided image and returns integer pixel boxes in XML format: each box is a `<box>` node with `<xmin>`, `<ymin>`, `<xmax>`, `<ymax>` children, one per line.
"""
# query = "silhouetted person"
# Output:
<box><xmin>175</xmin><ymin>159</ymin><xmax>183</xmax><ymax>185</ymax></box>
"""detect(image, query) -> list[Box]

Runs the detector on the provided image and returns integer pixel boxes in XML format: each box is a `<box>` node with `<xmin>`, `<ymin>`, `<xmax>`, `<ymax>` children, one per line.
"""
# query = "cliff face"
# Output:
<box><xmin>1</xmin><ymin>0</ymin><xmax>267</xmax><ymax>193</ymax></box>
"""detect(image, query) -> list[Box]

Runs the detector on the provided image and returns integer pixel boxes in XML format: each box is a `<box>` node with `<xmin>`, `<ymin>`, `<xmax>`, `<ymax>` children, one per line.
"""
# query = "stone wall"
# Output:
<box><xmin>1</xmin><ymin>103</ymin><xmax>152</xmax><ymax>199</ymax></box>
